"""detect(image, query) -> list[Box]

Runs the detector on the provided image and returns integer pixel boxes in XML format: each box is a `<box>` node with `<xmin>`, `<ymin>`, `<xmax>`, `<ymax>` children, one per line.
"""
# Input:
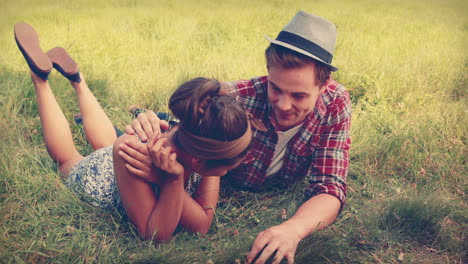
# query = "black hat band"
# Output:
<box><xmin>276</xmin><ymin>31</ymin><xmax>333</xmax><ymax>64</ymax></box>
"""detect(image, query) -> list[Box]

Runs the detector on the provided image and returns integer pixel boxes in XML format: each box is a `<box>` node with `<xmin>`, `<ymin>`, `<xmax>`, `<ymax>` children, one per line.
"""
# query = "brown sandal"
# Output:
<box><xmin>14</xmin><ymin>22</ymin><xmax>52</xmax><ymax>80</ymax></box>
<box><xmin>46</xmin><ymin>47</ymin><xmax>81</xmax><ymax>83</ymax></box>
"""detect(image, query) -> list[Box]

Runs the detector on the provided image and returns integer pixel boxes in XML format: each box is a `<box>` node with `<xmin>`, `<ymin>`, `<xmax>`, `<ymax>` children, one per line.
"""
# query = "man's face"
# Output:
<box><xmin>267</xmin><ymin>64</ymin><xmax>325</xmax><ymax>131</ymax></box>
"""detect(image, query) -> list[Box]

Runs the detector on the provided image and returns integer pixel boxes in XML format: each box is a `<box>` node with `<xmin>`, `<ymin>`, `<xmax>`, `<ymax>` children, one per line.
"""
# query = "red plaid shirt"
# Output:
<box><xmin>223</xmin><ymin>76</ymin><xmax>351</xmax><ymax>208</ymax></box>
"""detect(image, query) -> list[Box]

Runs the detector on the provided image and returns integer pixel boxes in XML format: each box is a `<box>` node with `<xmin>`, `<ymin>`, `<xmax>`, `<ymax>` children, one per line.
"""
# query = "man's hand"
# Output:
<box><xmin>246</xmin><ymin>194</ymin><xmax>341</xmax><ymax>264</ymax></box>
<box><xmin>125</xmin><ymin>110</ymin><xmax>170</xmax><ymax>142</ymax></box>
<box><xmin>246</xmin><ymin>223</ymin><xmax>301</xmax><ymax>264</ymax></box>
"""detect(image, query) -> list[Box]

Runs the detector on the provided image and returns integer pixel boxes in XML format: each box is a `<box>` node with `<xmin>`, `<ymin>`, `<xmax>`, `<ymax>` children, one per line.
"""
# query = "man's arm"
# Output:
<box><xmin>248</xmin><ymin>88</ymin><xmax>352</xmax><ymax>264</ymax></box>
<box><xmin>247</xmin><ymin>194</ymin><xmax>341</xmax><ymax>264</ymax></box>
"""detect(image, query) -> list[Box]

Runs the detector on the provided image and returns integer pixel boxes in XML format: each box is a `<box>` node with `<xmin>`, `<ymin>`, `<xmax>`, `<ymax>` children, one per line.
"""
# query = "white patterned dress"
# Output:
<box><xmin>66</xmin><ymin>145</ymin><xmax>202</xmax><ymax>211</ymax></box>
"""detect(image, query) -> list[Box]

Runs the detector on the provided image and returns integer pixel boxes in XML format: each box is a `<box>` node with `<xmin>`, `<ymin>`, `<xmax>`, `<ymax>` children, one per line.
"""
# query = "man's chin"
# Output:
<box><xmin>275</xmin><ymin>119</ymin><xmax>295</xmax><ymax>130</ymax></box>
<box><xmin>273</xmin><ymin>113</ymin><xmax>298</xmax><ymax>130</ymax></box>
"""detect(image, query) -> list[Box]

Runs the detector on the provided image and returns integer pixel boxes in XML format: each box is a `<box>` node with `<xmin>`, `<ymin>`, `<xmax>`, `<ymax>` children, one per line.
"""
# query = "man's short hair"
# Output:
<box><xmin>265</xmin><ymin>44</ymin><xmax>331</xmax><ymax>87</ymax></box>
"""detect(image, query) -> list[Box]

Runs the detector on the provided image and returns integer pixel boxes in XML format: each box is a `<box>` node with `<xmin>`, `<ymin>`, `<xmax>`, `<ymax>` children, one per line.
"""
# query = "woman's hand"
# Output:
<box><xmin>147</xmin><ymin>135</ymin><xmax>184</xmax><ymax>181</ymax></box>
<box><xmin>125</xmin><ymin>110</ymin><xmax>170</xmax><ymax>143</ymax></box>
<box><xmin>117</xmin><ymin>138</ymin><xmax>160</xmax><ymax>183</ymax></box>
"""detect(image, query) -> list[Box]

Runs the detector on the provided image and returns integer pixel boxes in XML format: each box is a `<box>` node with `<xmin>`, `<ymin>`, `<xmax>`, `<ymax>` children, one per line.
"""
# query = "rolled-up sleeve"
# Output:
<box><xmin>304</xmin><ymin>92</ymin><xmax>351</xmax><ymax>210</ymax></box>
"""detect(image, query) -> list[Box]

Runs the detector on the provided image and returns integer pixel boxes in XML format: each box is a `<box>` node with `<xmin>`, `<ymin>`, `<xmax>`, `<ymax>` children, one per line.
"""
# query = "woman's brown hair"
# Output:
<box><xmin>169</xmin><ymin>77</ymin><xmax>250</xmax><ymax>168</ymax></box>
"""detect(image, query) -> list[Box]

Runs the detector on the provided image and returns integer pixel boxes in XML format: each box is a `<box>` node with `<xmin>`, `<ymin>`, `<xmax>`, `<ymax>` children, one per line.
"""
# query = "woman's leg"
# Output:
<box><xmin>70</xmin><ymin>73</ymin><xmax>117</xmax><ymax>150</ymax></box>
<box><xmin>31</xmin><ymin>72</ymin><xmax>83</xmax><ymax>177</ymax></box>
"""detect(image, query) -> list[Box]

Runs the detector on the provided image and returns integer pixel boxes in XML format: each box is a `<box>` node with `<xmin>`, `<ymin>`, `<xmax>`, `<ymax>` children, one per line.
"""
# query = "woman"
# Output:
<box><xmin>113</xmin><ymin>77</ymin><xmax>251</xmax><ymax>241</ymax></box>
<box><xmin>15</xmin><ymin>22</ymin><xmax>251</xmax><ymax>242</ymax></box>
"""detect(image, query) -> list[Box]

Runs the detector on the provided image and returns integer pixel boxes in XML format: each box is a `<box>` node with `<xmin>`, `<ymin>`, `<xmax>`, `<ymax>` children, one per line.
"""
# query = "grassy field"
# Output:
<box><xmin>0</xmin><ymin>0</ymin><xmax>466</xmax><ymax>263</ymax></box>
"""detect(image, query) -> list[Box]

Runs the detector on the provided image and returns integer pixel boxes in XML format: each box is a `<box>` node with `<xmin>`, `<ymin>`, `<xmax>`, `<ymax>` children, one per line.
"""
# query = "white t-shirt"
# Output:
<box><xmin>266</xmin><ymin>124</ymin><xmax>302</xmax><ymax>177</ymax></box>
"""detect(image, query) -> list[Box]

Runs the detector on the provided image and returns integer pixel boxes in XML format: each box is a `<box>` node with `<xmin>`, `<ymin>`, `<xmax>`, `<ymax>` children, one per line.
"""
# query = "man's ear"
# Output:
<box><xmin>319</xmin><ymin>79</ymin><xmax>329</xmax><ymax>93</ymax></box>
<box><xmin>320</xmin><ymin>85</ymin><xmax>326</xmax><ymax>93</ymax></box>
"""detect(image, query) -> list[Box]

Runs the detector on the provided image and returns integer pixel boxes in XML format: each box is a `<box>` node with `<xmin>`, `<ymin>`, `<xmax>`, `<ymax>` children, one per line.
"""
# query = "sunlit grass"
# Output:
<box><xmin>0</xmin><ymin>0</ymin><xmax>466</xmax><ymax>263</ymax></box>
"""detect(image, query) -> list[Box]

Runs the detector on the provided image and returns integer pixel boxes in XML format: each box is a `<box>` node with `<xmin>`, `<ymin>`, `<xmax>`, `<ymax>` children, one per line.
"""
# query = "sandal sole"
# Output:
<box><xmin>14</xmin><ymin>23</ymin><xmax>52</xmax><ymax>74</ymax></box>
<box><xmin>46</xmin><ymin>47</ymin><xmax>79</xmax><ymax>75</ymax></box>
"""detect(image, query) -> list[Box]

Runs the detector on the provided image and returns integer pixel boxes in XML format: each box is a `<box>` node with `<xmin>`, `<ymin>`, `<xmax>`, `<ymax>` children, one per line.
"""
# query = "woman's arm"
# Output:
<box><xmin>178</xmin><ymin>176</ymin><xmax>220</xmax><ymax>234</ymax></box>
<box><xmin>116</xmin><ymin>134</ymin><xmax>220</xmax><ymax>236</ymax></box>
<box><xmin>113</xmin><ymin>134</ymin><xmax>185</xmax><ymax>241</ymax></box>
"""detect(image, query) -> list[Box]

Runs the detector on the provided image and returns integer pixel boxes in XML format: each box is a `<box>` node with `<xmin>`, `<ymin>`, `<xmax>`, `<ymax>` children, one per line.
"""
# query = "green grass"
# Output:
<box><xmin>0</xmin><ymin>0</ymin><xmax>467</xmax><ymax>263</ymax></box>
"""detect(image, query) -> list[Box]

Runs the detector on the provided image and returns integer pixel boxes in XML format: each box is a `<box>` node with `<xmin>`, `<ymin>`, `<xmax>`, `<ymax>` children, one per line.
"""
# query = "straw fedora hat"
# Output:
<box><xmin>265</xmin><ymin>10</ymin><xmax>338</xmax><ymax>71</ymax></box>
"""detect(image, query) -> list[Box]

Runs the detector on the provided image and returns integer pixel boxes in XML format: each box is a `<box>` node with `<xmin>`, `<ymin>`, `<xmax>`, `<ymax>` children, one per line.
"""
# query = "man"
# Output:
<box><xmin>126</xmin><ymin>10</ymin><xmax>351</xmax><ymax>264</ymax></box>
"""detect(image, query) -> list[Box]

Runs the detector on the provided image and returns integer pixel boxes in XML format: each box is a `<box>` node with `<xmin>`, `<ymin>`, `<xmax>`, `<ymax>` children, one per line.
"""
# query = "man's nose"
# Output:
<box><xmin>276</xmin><ymin>95</ymin><xmax>292</xmax><ymax>111</ymax></box>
